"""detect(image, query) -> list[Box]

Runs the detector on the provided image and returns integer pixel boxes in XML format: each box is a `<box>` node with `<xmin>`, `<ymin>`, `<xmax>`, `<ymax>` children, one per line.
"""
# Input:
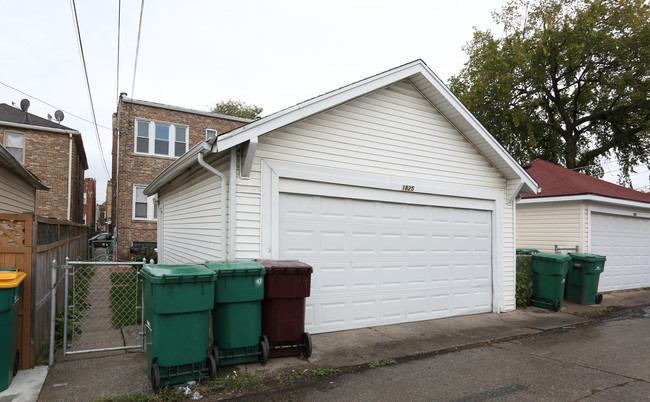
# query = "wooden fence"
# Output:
<box><xmin>0</xmin><ymin>213</ymin><xmax>87</xmax><ymax>369</ymax></box>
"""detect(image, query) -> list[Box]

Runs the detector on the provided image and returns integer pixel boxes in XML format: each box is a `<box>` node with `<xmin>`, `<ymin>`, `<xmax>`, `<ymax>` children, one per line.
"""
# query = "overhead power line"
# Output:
<box><xmin>131</xmin><ymin>0</ymin><xmax>145</xmax><ymax>98</ymax></box>
<box><xmin>117</xmin><ymin>0</ymin><xmax>122</xmax><ymax>103</ymax></box>
<box><xmin>69</xmin><ymin>0</ymin><xmax>111</xmax><ymax>180</ymax></box>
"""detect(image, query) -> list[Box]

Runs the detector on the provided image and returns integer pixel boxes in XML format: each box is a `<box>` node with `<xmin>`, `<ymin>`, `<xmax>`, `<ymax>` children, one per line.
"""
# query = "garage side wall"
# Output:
<box><xmin>157</xmin><ymin>152</ymin><xmax>229</xmax><ymax>263</ymax></box>
<box><xmin>516</xmin><ymin>201</ymin><xmax>584</xmax><ymax>253</ymax></box>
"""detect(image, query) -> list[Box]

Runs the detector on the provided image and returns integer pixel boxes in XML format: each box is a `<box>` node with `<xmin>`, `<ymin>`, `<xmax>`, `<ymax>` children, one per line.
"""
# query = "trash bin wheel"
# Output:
<box><xmin>212</xmin><ymin>346</ymin><xmax>220</xmax><ymax>369</ymax></box>
<box><xmin>206</xmin><ymin>355</ymin><xmax>217</xmax><ymax>379</ymax></box>
<box><xmin>259</xmin><ymin>335</ymin><xmax>269</xmax><ymax>365</ymax></box>
<box><xmin>151</xmin><ymin>363</ymin><xmax>161</xmax><ymax>392</ymax></box>
<box><xmin>595</xmin><ymin>293</ymin><xmax>603</xmax><ymax>304</ymax></box>
<box><xmin>302</xmin><ymin>332</ymin><xmax>312</xmax><ymax>359</ymax></box>
<box><xmin>13</xmin><ymin>350</ymin><xmax>19</xmax><ymax>376</ymax></box>
<box><xmin>553</xmin><ymin>300</ymin><xmax>561</xmax><ymax>312</ymax></box>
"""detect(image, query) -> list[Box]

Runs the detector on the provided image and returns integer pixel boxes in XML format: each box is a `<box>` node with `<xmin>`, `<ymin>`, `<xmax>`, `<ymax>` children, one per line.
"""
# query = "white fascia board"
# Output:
<box><xmin>1</xmin><ymin>120</ymin><xmax>81</xmax><ymax>136</ymax></box>
<box><xmin>518</xmin><ymin>194</ymin><xmax>650</xmax><ymax>211</ymax></box>
<box><xmin>215</xmin><ymin>61</ymin><xmax>427</xmax><ymax>152</ymax></box>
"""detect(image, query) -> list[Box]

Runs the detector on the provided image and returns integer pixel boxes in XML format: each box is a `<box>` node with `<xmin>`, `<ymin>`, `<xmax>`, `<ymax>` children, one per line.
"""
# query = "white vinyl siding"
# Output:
<box><xmin>0</xmin><ymin>170</ymin><xmax>36</xmax><ymax>213</ymax></box>
<box><xmin>516</xmin><ymin>202</ymin><xmax>583</xmax><ymax>253</ymax></box>
<box><xmin>157</xmin><ymin>153</ymin><xmax>229</xmax><ymax>263</ymax></box>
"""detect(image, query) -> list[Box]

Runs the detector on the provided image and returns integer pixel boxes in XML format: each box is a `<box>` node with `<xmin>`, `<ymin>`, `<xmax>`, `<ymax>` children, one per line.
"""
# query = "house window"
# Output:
<box><xmin>206</xmin><ymin>129</ymin><xmax>217</xmax><ymax>140</ymax></box>
<box><xmin>83</xmin><ymin>192</ymin><xmax>87</xmax><ymax>204</ymax></box>
<box><xmin>135</xmin><ymin>119</ymin><xmax>187</xmax><ymax>157</ymax></box>
<box><xmin>133</xmin><ymin>185</ymin><xmax>157</xmax><ymax>220</ymax></box>
<box><xmin>4</xmin><ymin>131</ymin><xmax>25</xmax><ymax>163</ymax></box>
<box><xmin>83</xmin><ymin>214</ymin><xmax>87</xmax><ymax>225</ymax></box>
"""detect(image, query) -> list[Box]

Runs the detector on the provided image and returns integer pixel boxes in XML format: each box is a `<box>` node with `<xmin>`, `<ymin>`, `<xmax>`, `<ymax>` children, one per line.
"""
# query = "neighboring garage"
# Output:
<box><xmin>517</xmin><ymin>159</ymin><xmax>650</xmax><ymax>292</ymax></box>
<box><xmin>146</xmin><ymin>60</ymin><xmax>537</xmax><ymax>333</ymax></box>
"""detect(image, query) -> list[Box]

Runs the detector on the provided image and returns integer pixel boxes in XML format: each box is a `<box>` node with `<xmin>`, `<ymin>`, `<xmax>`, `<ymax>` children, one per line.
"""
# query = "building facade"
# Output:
<box><xmin>0</xmin><ymin>103</ymin><xmax>88</xmax><ymax>222</ymax></box>
<box><xmin>111</xmin><ymin>96</ymin><xmax>250</xmax><ymax>259</ymax></box>
<box><xmin>83</xmin><ymin>178</ymin><xmax>96</xmax><ymax>227</ymax></box>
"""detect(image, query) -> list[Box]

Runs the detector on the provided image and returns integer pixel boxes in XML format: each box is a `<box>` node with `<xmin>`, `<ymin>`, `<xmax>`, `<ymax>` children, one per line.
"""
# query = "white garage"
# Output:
<box><xmin>517</xmin><ymin>159</ymin><xmax>650</xmax><ymax>292</ymax></box>
<box><xmin>591</xmin><ymin>212</ymin><xmax>650</xmax><ymax>291</ymax></box>
<box><xmin>148</xmin><ymin>60</ymin><xmax>537</xmax><ymax>333</ymax></box>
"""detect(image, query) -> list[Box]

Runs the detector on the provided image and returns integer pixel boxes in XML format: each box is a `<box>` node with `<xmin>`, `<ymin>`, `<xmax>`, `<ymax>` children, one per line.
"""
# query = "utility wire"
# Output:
<box><xmin>0</xmin><ymin>80</ymin><xmax>111</xmax><ymax>131</ymax></box>
<box><xmin>116</xmin><ymin>0</ymin><xmax>122</xmax><ymax>103</ymax></box>
<box><xmin>70</xmin><ymin>0</ymin><xmax>111</xmax><ymax>179</ymax></box>
<box><xmin>131</xmin><ymin>0</ymin><xmax>145</xmax><ymax>98</ymax></box>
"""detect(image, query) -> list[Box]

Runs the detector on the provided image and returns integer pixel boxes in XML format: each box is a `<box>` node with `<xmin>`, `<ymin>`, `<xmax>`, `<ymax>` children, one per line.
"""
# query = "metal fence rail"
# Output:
<box><xmin>59</xmin><ymin>258</ymin><xmax>145</xmax><ymax>355</ymax></box>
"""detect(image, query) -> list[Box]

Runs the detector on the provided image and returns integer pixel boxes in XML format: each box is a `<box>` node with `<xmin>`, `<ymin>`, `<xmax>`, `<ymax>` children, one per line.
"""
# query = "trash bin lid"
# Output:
<box><xmin>531</xmin><ymin>252</ymin><xmax>572</xmax><ymax>262</ymax></box>
<box><xmin>0</xmin><ymin>270</ymin><xmax>26</xmax><ymax>288</ymax></box>
<box><xmin>569</xmin><ymin>253</ymin><xmax>607</xmax><ymax>262</ymax></box>
<box><xmin>140</xmin><ymin>264</ymin><xmax>216</xmax><ymax>283</ymax></box>
<box><xmin>254</xmin><ymin>259</ymin><xmax>313</xmax><ymax>274</ymax></box>
<box><xmin>204</xmin><ymin>260</ymin><xmax>265</xmax><ymax>276</ymax></box>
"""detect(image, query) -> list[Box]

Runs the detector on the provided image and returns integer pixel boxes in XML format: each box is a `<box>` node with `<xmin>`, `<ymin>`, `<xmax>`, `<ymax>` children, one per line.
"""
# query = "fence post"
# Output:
<box><xmin>49</xmin><ymin>259</ymin><xmax>57</xmax><ymax>367</ymax></box>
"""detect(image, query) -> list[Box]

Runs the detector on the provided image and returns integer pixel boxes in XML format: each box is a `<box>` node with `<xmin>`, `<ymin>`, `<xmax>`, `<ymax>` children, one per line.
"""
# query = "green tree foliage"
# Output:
<box><xmin>449</xmin><ymin>0</ymin><xmax>650</xmax><ymax>184</ymax></box>
<box><xmin>212</xmin><ymin>99</ymin><xmax>263</xmax><ymax>120</ymax></box>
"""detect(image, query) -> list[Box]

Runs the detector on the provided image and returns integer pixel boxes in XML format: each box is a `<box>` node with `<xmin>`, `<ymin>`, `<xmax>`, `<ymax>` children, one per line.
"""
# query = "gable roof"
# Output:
<box><xmin>0</xmin><ymin>103</ymin><xmax>75</xmax><ymax>130</ymax></box>
<box><xmin>0</xmin><ymin>103</ymin><xmax>89</xmax><ymax>170</ymax></box>
<box><xmin>146</xmin><ymin>60</ymin><xmax>538</xmax><ymax>196</ymax></box>
<box><xmin>0</xmin><ymin>144</ymin><xmax>49</xmax><ymax>190</ymax></box>
<box><xmin>522</xmin><ymin>159</ymin><xmax>650</xmax><ymax>204</ymax></box>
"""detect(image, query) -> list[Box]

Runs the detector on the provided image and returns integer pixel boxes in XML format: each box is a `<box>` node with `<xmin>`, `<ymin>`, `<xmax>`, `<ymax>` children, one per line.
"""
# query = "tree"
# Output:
<box><xmin>212</xmin><ymin>99</ymin><xmax>263</xmax><ymax>120</ymax></box>
<box><xmin>449</xmin><ymin>0</ymin><xmax>650</xmax><ymax>184</ymax></box>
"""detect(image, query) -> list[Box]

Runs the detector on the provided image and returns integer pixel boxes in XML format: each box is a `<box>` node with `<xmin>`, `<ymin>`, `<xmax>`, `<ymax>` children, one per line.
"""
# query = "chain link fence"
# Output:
<box><xmin>62</xmin><ymin>259</ymin><xmax>144</xmax><ymax>355</ymax></box>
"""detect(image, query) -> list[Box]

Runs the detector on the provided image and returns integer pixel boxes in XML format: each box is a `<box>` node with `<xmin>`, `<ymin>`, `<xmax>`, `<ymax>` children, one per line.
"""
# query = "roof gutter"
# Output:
<box><xmin>197</xmin><ymin>145</ymin><xmax>226</xmax><ymax>261</ymax></box>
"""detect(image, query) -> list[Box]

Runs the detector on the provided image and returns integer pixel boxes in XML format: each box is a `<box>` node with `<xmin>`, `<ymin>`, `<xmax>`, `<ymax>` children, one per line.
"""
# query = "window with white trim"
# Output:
<box><xmin>133</xmin><ymin>185</ymin><xmax>158</xmax><ymax>220</ymax></box>
<box><xmin>83</xmin><ymin>214</ymin><xmax>87</xmax><ymax>225</ymax></box>
<box><xmin>135</xmin><ymin>119</ymin><xmax>188</xmax><ymax>157</ymax></box>
<box><xmin>4</xmin><ymin>131</ymin><xmax>25</xmax><ymax>163</ymax></box>
<box><xmin>206</xmin><ymin>129</ymin><xmax>217</xmax><ymax>140</ymax></box>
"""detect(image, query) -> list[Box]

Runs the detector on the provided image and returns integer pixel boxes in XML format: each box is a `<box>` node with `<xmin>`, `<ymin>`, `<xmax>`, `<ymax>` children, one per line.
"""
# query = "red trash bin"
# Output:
<box><xmin>255</xmin><ymin>259</ymin><xmax>312</xmax><ymax>358</ymax></box>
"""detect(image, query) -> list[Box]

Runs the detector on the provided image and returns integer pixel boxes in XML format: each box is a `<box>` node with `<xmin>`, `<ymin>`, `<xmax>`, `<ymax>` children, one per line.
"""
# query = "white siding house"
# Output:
<box><xmin>147</xmin><ymin>60</ymin><xmax>537</xmax><ymax>333</ymax></box>
<box><xmin>517</xmin><ymin>159</ymin><xmax>650</xmax><ymax>292</ymax></box>
<box><xmin>0</xmin><ymin>144</ymin><xmax>48</xmax><ymax>213</ymax></box>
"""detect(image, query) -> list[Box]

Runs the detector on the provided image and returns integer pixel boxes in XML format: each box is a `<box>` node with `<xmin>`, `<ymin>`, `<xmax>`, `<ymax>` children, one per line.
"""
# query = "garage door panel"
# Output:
<box><xmin>591</xmin><ymin>212</ymin><xmax>650</xmax><ymax>291</ymax></box>
<box><xmin>280</xmin><ymin>193</ymin><xmax>493</xmax><ymax>333</ymax></box>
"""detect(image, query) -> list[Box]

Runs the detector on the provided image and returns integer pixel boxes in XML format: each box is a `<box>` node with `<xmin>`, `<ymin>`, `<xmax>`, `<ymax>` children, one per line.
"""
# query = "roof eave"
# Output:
<box><xmin>0</xmin><ymin>145</ymin><xmax>49</xmax><ymax>190</ymax></box>
<box><xmin>519</xmin><ymin>193</ymin><xmax>650</xmax><ymax>209</ymax></box>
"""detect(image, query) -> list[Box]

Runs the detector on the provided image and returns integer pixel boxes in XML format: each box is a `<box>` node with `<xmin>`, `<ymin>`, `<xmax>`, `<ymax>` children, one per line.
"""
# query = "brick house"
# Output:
<box><xmin>0</xmin><ymin>102</ymin><xmax>88</xmax><ymax>223</ymax></box>
<box><xmin>83</xmin><ymin>178</ymin><xmax>96</xmax><ymax>227</ymax></box>
<box><xmin>111</xmin><ymin>96</ymin><xmax>251</xmax><ymax>259</ymax></box>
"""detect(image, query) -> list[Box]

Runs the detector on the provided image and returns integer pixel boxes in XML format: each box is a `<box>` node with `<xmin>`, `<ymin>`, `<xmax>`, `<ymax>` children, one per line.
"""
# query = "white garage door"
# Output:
<box><xmin>279</xmin><ymin>193</ymin><xmax>492</xmax><ymax>333</ymax></box>
<box><xmin>591</xmin><ymin>212</ymin><xmax>650</xmax><ymax>291</ymax></box>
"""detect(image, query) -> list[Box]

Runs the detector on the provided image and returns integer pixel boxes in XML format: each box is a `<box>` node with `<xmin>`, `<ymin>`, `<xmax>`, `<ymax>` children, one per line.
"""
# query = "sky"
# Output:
<box><xmin>1</xmin><ymin>0</ymin><xmax>648</xmax><ymax>203</ymax></box>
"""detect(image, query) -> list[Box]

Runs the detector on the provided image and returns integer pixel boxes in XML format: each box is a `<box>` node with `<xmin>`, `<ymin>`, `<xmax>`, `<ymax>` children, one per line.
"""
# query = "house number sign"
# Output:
<box><xmin>402</xmin><ymin>185</ymin><xmax>415</xmax><ymax>192</ymax></box>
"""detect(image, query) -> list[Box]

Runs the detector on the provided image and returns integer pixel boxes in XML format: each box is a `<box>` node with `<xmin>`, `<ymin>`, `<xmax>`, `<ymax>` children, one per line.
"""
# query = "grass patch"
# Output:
<box><xmin>109</xmin><ymin>271</ymin><xmax>142</xmax><ymax>328</ymax></box>
<box><xmin>203</xmin><ymin>371</ymin><xmax>263</xmax><ymax>397</ymax></box>
<box><xmin>309</xmin><ymin>368</ymin><xmax>340</xmax><ymax>377</ymax></box>
<box><xmin>95</xmin><ymin>386</ymin><xmax>186</xmax><ymax>402</ymax></box>
<box><xmin>573</xmin><ymin>306</ymin><xmax>616</xmax><ymax>318</ymax></box>
<box><xmin>369</xmin><ymin>358</ymin><xmax>396</xmax><ymax>368</ymax></box>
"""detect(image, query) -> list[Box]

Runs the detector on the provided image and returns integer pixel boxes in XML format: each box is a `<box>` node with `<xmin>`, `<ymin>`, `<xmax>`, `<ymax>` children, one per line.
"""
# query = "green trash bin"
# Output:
<box><xmin>141</xmin><ymin>264</ymin><xmax>217</xmax><ymax>391</ymax></box>
<box><xmin>566</xmin><ymin>253</ymin><xmax>606</xmax><ymax>305</ymax></box>
<box><xmin>0</xmin><ymin>269</ymin><xmax>26</xmax><ymax>392</ymax></box>
<box><xmin>204</xmin><ymin>260</ymin><xmax>269</xmax><ymax>367</ymax></box>
<box><xmin>531</xmin><ymin>253</ymin><xmax>571</xmax><ymax>311</ymax></box>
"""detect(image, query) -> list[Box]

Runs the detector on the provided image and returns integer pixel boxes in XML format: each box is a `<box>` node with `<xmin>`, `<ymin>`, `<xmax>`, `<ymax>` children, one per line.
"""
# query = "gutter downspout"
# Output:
<box><xmin>67</xmin><ymin>133</ymin><xmax>73</xmax><ymax>221</ymax></box>
<box><xmin>229</xmin><ymin>148</ymin><xmax>237</xmax><ymax>260</ymax></box>
<box><xmin>198</xmin><ymin>149</ymin><xmax>227</xmax><ymax>261</ymax></box>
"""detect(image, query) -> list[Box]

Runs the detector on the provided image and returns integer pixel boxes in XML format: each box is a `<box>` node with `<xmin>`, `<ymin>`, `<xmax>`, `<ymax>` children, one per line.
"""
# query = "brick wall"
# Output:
<box><xmin>0</xmin><ymin>126</ymin><xmax>86</xmax><ymax>223</ymax></box>
<box><xmin>83</xmin><ymin>178</ymin><xmax>96</xmax><ymax>225</ymax></box>
<box><xmin>112</xmin><ymin>99</ymin><xmax>249</xmax><ymax>259</ymax></box>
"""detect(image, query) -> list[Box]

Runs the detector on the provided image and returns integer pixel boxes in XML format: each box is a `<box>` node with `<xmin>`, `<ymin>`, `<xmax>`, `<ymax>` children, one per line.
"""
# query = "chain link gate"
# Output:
<box><xmin>60</xmin><ymin>258</ymin><xmax>145</xmax><ymax>355</ymax></box>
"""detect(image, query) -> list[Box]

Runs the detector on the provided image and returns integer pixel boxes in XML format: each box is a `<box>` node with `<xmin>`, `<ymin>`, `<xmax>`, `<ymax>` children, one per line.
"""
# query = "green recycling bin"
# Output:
<box><xmin>566</xmin><ymin>253</ymin><xmax>606</xmax><ymax>305</ymax></box>
<box><xmin>141</xmin><ymin>264</ymin><xmax>217</xmax><ymax>391</ymax></box>
<box><xmin>0</xmin><ymin>269</ymin><xmax>26</xmax><ymax>392</ymax></box>
<box><xmin>204</xmin><ymin>260</ymin><xmax>269</xmax><ymax>367</ymax></box>
<box><xmin>531</xmin><ymin>253</ymin><xmax>571</xmax><ymax>311</ymax></box>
